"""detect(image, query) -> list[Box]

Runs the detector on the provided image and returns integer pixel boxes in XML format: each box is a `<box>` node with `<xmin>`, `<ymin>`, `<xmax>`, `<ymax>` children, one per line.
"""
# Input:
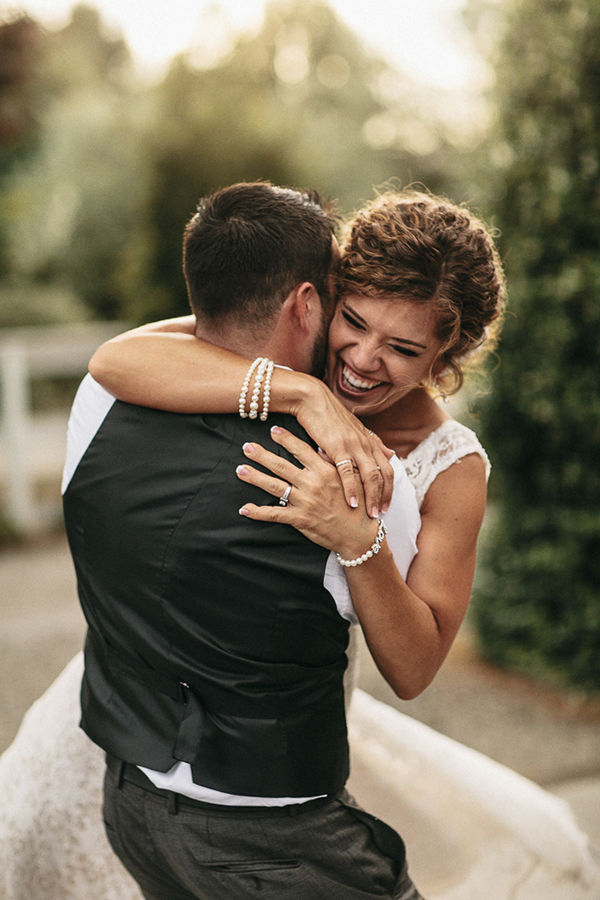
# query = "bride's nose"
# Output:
<box><xmin>348</xmin><ymin>335</ymin><xmax>382</xmax><ymax>373</ymax></box>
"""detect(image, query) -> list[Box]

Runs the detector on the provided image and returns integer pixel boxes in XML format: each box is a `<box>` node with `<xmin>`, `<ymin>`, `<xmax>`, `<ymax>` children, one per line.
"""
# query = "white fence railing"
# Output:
<box><xmin>0</xmin><ymin>323</ymin><xmax>128</xmax><ymax>533</ymax></box>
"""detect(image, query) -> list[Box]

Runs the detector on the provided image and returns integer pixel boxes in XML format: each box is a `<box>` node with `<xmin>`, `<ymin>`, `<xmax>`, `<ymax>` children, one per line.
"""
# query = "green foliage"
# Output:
<box><xmin>141</xmin><ymin>0</ymin><xmax>457</xmax><ymax>319</ymax></box>
<box><xmin>470</xmin><ymin>0</ymin><xmax>600</xmax><ymax>691</ymax></box>
<box><xmin>0</xmin><ymin>14</ymin><xmax>45</xmax><ymax>282</ymax></box>
<box><xmin>0</xmin><ymin>5</ymin><xmax>152</xmax><ymax>324</ymax></box>
<box><xmin>0</xmin><ymin>511</ymin><xmax>19</xmax><ymax>548</ymax></box>
<box><xmin>0</xmin><ymin>15</ymin><xmax>43</xmax><ymax>171</ymax></box>
<box><xmin>0</xmin><ymin>0</ymin><xmax>473</xmax><ymax>326</ymax></box>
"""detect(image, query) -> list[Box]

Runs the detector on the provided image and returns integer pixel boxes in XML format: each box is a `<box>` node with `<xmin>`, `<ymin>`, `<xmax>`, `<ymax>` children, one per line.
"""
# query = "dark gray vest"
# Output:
<box><xmin>63</xmin><ymin>402</ymin><xmax>350</xmax><ymax>797</ymax></box>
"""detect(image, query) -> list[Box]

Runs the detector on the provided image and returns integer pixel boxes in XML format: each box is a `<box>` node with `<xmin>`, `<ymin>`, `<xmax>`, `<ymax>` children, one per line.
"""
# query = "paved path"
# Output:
<box><xmin>1</xmin><ymin>534</ymin><xmax>600</xmax><ymax>860</ymax></box>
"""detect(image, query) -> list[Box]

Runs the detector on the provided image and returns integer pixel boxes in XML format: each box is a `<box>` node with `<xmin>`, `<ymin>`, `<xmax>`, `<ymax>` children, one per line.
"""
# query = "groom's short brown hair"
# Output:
<box><xmin>183</xmin><ymin>182</ymin><xmax>338</xmax><ymax>333</ymax></box>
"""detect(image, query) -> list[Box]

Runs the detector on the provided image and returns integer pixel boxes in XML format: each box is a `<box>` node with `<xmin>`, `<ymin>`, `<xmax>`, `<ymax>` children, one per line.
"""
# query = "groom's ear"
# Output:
<box><xmin>286</xmin><ymin>282</ymin><xmax>320</xmax><ymax>333</ymax></box>
<box><xmin>268</xmin><ymin>283</ymin><xmax>321</xmax><ymax>374</ymax></box>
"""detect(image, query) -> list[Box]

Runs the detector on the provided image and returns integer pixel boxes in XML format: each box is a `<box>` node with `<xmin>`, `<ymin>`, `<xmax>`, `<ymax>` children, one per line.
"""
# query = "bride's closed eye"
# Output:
<box><xmin>390</xmin><ymin>344</ymin><xmax>420</xmax><ymax>358</ymax></box>
<box><xmin>341</xmin><ymin>310</ymin><xmax>364</xmax><ymax>330</ymax></box>
<box><xmin>342</xmin><ymin>310</ymin><xmax>420</xmax><ymax>358</ymax></box>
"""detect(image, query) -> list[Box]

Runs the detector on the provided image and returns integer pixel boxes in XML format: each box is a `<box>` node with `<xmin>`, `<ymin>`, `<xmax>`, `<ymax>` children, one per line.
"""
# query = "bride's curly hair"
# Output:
<box><xmin>337</xmin><ymin>189</ymin><xmax>506</xmax><ymax>396</ymax></box>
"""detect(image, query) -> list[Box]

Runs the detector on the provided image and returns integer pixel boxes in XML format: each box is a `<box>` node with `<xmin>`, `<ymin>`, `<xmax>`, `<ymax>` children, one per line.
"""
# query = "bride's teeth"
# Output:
<box><xmin>342</xmin><ymin>366</ymin><xmax>381</xmax><ymax>391</ymax></box>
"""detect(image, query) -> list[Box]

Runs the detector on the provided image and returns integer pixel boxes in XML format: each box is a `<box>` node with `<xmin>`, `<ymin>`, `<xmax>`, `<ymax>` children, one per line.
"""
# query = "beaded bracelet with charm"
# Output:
<box><xmin>336</xmin><ymin>519</ymin><xmax>388</xmax><ymax>568</ymax></box>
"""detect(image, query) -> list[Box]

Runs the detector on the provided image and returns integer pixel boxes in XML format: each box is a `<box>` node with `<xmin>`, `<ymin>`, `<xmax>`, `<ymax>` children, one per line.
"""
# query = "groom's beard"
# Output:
<box><xmin>309</xmin><ymin>312</ymin><xmax>329</xmax><ymax>379</ymax></box>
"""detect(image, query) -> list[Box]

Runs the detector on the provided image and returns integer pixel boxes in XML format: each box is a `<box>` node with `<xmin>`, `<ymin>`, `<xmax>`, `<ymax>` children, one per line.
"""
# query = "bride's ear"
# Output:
<box><xmin>430</xmin><ymin>352</ymin><xmax>449</xmax><ymax>381</ymax></box>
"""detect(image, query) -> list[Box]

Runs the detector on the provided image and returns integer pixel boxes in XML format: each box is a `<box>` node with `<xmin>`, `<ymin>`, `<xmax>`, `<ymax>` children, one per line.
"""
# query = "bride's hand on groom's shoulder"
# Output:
<box><xmin>287</xmin><ymin>378</ymin><xmax>394</xmax><ymax>517</ymax></box>
<box><xmin>236</xmin><ymin>426</ymin><xmax>377</xmax><ymax>555</ymax></box>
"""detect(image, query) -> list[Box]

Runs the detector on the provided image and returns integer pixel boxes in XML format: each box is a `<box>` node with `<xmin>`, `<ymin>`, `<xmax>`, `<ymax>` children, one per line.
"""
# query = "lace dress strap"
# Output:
<box><xmin>401</xmin><ymin>420</ymin><xmax>491</xmax><ymax>510</ymax></box>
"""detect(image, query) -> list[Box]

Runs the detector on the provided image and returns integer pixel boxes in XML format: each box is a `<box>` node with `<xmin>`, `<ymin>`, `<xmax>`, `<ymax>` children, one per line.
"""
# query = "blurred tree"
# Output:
<box><xmin>0</xmin><ymin>15</ymin><xmax>45</xmax><ymax>283</ymax></box>
<box><xmin>139</xmin><ymin>0</ymin><xmax>459</xmax><ymax>320</ymax></box>
<box><xmin>0</xmin><ymin>5</ymin><xmax>151</xmax><ymax>324</ymax></box>
<box><xmin>0</xmin><ymin>16</ymin><xmax>41</xmax><ymax>151</ymax></box>
<box><xmin>469</xmin><ymin>0</ymin><xmax>600</xmax><ymax>691</ymax></box>
<box><xmin>0</xmin><ymin>15</ymin><xmax>43</xmax><ymax>160</ymax></box>
<box><xmin>43</xmin><ymin>3</ymin><xmax>130</xmax><ymax>95</ymax></box>
<box><xmin>0</xmin><ymin>1</ymin><xmax>473</xmax><ymax>326</ymax></box>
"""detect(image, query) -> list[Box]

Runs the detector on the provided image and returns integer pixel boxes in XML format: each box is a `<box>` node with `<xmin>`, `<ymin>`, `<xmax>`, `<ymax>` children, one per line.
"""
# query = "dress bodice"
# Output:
<box><xmin>344</xmin><ymin>419</ymin><xmax>489</xmax><ymax>702</ymax></box>
<box><xmin>401</xmin><ymin>419</ymin><xmax>491</xmax><ymax>510</ymax></box>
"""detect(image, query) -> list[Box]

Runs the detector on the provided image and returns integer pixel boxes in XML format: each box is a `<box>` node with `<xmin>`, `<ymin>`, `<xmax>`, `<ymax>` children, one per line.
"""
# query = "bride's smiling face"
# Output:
<box><xmin>326</xmin><ymin>294</ymin><xmax>442</xmax><ymax>415</ymax></box>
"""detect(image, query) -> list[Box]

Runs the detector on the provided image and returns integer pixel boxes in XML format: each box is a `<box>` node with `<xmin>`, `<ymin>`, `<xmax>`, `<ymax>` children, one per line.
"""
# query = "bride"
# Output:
<box><xmin>1</xmin><ymin>189</ymin><xmax>507</xmax><ymax>899</ymax></box>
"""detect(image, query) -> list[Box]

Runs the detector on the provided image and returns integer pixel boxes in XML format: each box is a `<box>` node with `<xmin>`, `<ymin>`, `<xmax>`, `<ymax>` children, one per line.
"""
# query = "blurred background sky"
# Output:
<box><xmin>10</xmin><ymin>0</ymin><xmax>486</xmax><ymax>91</ymax></box>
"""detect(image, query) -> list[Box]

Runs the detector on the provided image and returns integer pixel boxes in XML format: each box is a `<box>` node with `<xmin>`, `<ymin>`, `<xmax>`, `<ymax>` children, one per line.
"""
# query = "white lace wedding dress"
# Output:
<box><xmin>1</xmin><ymin>422</ymin><xmax>597</xmax><ymax>900</ymax></box>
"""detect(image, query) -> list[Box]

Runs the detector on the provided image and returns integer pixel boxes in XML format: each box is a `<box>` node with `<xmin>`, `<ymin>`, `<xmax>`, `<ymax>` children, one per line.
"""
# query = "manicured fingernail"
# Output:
<box><xmin>239</xmin><ymin>507</ymin><xmax>249</xmax><ymax>516</ymax></box>
<box><xmin>242</xmin><ymin>442</ymin><xmax>254</xmax><ymax>453</ymax></box>
<box><xmin>382</xmin><ymin>503</ymin><xmax>390</xmax><ymax>513</ymax></box>
<box><xmin>372</xmin><ymin>507</ymin><xmax>379</xmax><ymax>518</ymax></box>
<box><xmin>350</xmin><ymin>497</ymin><xmax>358</xmax><ymax>508</ymax></box>
<box><xmin>236</xmin><ymin>466</ymin><xmax>249</xmax><ymax>476</ymax></box>
<box><xmin>270</xmin><ymin>426</ymin><xmax>283</xmax><ymax>434</ymax></box>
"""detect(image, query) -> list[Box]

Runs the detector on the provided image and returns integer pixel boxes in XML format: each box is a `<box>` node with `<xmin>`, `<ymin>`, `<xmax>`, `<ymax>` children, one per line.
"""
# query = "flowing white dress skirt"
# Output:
<box><xmin>0</xmin><ymin>650</ymin><xmax>598</xmax><ymax>900</ymax></box>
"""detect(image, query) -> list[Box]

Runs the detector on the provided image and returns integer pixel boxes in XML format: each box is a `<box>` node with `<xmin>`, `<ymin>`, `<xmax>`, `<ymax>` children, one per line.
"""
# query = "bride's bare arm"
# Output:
<box><xmin>90</xmin><ymin>318</ymin><xmax>272</xmax><ymax>414</ymax></box>
<box><xmin>89</xmin><ymin>320</ymin><xmax>394</xmax><ymax>515</ymax></box>
<box><xmin>346</xmin><ymin>454</ymin><xmax>487</xmax><ymax>698</ymax></box>
<box><xmin>236</xmin><ymin>426</ymin><xmax>487</xmax><ymax>700</ymax></box>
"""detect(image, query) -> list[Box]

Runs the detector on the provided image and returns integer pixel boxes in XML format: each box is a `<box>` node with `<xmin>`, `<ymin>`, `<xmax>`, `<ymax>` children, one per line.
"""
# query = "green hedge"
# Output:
<box><xmin>470</xmin><ymin>0</ymin><xmax>600</xmax><ymax>692</ymax></box>
<box><xmin>475</xmin><ymin>510</ymin><xmax>600</xmax><ymax>691</ymax></box>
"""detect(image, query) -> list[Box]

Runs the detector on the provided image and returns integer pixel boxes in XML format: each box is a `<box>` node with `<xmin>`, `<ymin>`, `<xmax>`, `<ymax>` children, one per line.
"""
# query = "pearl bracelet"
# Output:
<box><xmin>239</xmin><ymin>358</ymin><xmax>264</xmax><ymax>418</ymax></box>
<box><xmin>260</xmin><ymin>360</ymin><xmax>274</xmax><ymax>421</ymax></box>
<box><xmin>239</xmin><ymin>357</ymin><xmax>275</xmax><ymax>420</ymax></box>
<box><xmin>248</xmin><ymin>357</ymin><xmax>269</xmax><ymax>419</ymax></box>
<box><xmin>336</xmin><ymin>519</ymin><xmax>388</xmax><ymax>568</ymax></box>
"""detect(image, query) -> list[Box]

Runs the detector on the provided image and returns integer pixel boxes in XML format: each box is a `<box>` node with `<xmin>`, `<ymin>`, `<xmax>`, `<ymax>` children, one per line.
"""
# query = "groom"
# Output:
<box><xmin>62</xmin><ymin>182</ymin><xmax>423</xmax><ymax>899</ymax></box>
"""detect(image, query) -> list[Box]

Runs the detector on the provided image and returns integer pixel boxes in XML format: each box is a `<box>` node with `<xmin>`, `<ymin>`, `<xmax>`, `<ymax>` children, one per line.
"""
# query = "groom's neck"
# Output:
<box><xmin>195</xmin><ymin>322</ymin><xmax>275</xmax><ymax>363</ymax></box>
<box><xmin>195</xmin><ymin>314</ymin><xmax>303</xmax><ymax>372</ymax></box>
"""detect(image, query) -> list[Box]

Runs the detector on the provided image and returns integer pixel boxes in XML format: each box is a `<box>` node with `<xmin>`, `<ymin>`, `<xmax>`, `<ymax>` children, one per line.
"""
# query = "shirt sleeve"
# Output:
<box><xmin>61</xmin><ymin>375</ymin><xmax>116</xmax><ymax>493</ymax></box>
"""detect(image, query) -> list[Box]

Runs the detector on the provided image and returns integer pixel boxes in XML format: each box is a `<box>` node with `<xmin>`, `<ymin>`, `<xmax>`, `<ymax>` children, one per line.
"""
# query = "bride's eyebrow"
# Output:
<box><xmin>343</xmin><ymin>302</ymin><xmax>428</xmax><ymax>349</ymax></box>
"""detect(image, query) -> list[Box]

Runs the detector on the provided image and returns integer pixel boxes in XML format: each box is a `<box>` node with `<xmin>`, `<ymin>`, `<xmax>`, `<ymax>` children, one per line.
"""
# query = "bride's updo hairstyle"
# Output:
<box><xmin>337</xmin><ymin>189</ymin><xmax>506</xmax><ymax>395</ymax></box>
